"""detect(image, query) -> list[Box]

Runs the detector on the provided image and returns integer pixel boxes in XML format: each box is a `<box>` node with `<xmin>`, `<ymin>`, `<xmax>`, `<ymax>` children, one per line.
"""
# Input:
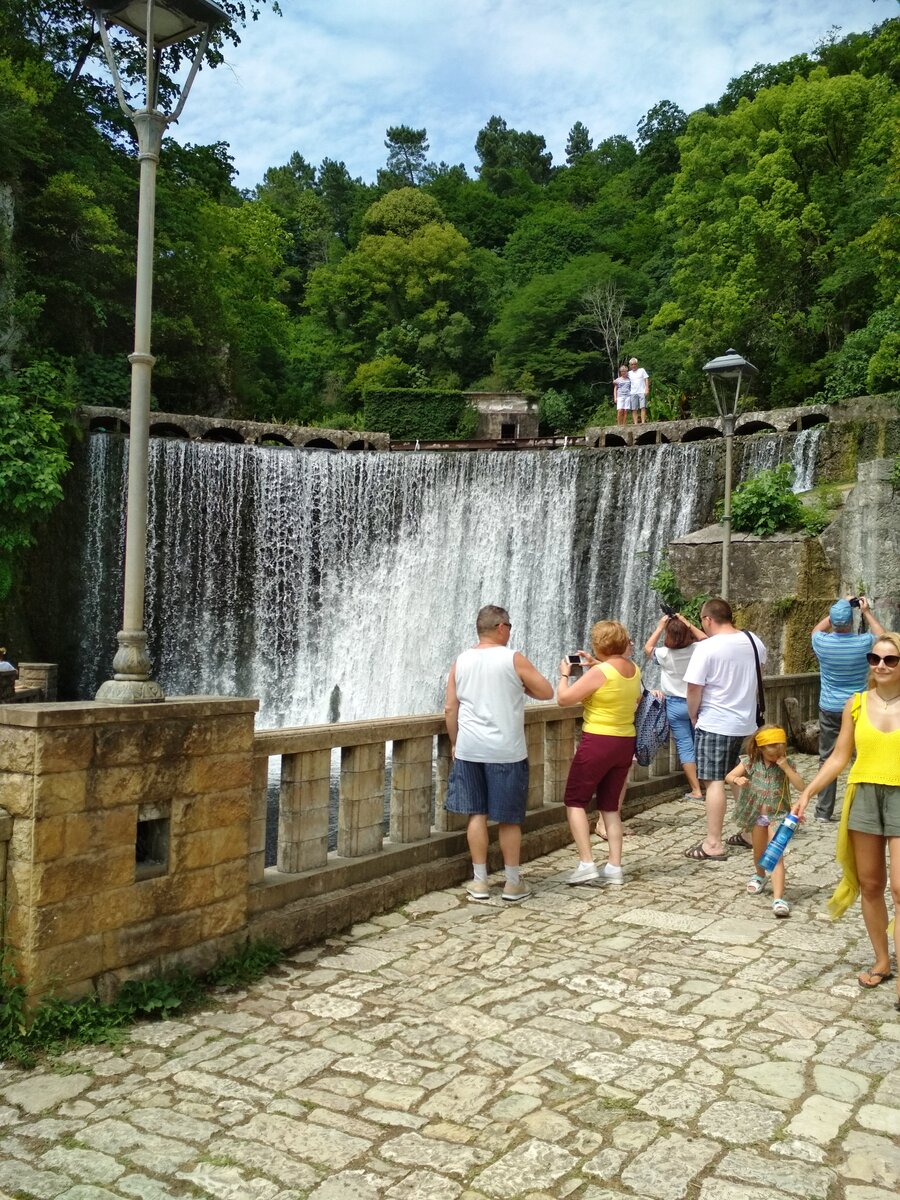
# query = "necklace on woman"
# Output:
<box><xmin>875</xmin><ymin>690</ymin><xmax>900</xmax><ymax>709</ymax></box>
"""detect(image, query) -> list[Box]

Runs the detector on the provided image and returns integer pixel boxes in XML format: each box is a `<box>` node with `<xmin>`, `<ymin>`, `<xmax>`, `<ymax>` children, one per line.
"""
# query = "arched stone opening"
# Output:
<box><xmin>150</xmin><ymin>422</ymin><xmax>189</xmax><ymax>440</ymax></box>
<box><xmin>635</xmin><ymin>431</ymin><xmax>658</xmax><ymax>446</ymax></box>
<box><xmin>304</xmin><ymin>437</ymin><xmax>338</xmax><ymax>450</ymax></box>
<box><xmin>257</xmin><ymin>434</ymin><xmax>294</xmax><ymax>448</ymax></box>
<box><xmin>201</xmin><ymin>427</ymin><xmax>245</xmax><ymax>444</ymax></box>
<box><xmin>681</xmin><ymin>425</ymin><xmax>721</xmax><ymax>442</ymax></box>
<box><xmin>90</xmin><ymin>416</ymin><xmax>129</xmax><ymax>435</ymax></box>
<box><xmin>798</xmin><ymin>412</ymin><xmax>829</xmax><ymax>430</ymax></box>
<box><xmin>346</xmin><ymin>440</ymin><xmax>373</xmax><ymax>451</ymax></box>
<box><xmin>603</xmin><ymin>434</ymin><xmax>627</xmax><ymax>447</ymax></box>
<box><xmin>736</xmin><ymin>420</ymin><xmax>777</xmax><ymax>436</ymax></box>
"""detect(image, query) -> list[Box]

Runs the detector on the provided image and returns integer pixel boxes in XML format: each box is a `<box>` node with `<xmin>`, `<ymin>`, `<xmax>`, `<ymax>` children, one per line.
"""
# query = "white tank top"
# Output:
<box><xmin>454</xmin><ymin>645</ymin><xmax>526</xmax><ymax>763</ymax></box>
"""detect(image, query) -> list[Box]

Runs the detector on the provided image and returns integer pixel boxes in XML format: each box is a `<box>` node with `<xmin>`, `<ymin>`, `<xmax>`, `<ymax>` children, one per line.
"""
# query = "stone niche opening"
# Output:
<box><xmin>135</xmin><ymin>803</ymin><xmax>170</xmax><ymax>881</ymax></box>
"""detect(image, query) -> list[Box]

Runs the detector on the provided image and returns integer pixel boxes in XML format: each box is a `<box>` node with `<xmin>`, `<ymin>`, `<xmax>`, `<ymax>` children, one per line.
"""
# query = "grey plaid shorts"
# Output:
<box><xmin>695</xmin><ymin>730</ymin><xmax>745</xmax><ymax>782</ymax></box>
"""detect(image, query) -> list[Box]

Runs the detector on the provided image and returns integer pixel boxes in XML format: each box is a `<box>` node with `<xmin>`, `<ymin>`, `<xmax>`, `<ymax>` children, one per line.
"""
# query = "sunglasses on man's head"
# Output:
<box><xmin>866</xmin><ymin>652</ymin><xmax>900</xmax><ymax>668</ymax></box>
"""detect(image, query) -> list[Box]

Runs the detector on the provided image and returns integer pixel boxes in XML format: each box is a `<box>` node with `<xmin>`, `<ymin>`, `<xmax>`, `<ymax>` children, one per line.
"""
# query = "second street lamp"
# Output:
<box><xmin>701</xmin><ymin>348</ymin><xmax>759</xmax><ymax>600</ymax></box>
<box><xmin>88</xmin><ymin>0</ymin><xmax>227</xmax><ymax>703</ymax></box>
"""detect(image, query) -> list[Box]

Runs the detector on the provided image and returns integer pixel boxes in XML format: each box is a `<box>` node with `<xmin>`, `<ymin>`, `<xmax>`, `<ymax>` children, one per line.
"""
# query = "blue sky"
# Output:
<box><xmin>170</xmin><ymin>0</ymin><xmax>896</xmax><ymax>188</ymax></box>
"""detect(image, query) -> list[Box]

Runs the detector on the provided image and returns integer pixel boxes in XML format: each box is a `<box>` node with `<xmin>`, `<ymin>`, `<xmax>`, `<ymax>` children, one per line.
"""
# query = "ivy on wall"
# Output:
<box><xmin>363</xmin><ymin>388</ymin><xmax>476</xmax><ymax>441</ymax></box>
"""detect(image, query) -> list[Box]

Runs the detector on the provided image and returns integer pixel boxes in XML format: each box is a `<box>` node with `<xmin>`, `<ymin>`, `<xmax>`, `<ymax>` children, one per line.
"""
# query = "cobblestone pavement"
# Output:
<box><xmin>2</xmin><ymin>761</ymin><xmax>899</xmax><ymax>1200</ymax></box>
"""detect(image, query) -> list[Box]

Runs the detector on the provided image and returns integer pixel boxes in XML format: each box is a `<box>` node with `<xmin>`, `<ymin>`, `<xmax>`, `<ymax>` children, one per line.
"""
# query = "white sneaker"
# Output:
<box><xmin>567</xmin><ymin>862</ymin><xmax>600</xmax><ymax>885</ymax></box>
<box><xmin>601</xmin><ymin>863</ymin><xmax>624</xmax><ymax>886</ymax></box>
<box><xmin>465</xmin><ymin>878</ymin><xmax>491</xmax><ymax>901</ymax></box>
<box><xmin>502</xmin><ymin>880</ymin><xmax>532</xmax><ymax>903</ymax></box>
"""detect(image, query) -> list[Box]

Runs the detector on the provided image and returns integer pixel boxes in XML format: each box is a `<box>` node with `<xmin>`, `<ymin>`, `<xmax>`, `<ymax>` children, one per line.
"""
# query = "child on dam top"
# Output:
<box><xmin>725</xmin><ymin>725</ymin><xmax>806</xmax><ymax>918</ymax></box>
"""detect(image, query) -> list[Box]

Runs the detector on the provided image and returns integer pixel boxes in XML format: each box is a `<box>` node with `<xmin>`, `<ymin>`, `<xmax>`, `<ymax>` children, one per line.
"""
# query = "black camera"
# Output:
<box><xmin>660</xmin><ymin>603</ymin><xmax>677</xmax><ymax>618</ymax></box>
<box><xmin>849</xmin><ymin>596</ymin><xmax>860</xmax><ymax>608</ymax></box>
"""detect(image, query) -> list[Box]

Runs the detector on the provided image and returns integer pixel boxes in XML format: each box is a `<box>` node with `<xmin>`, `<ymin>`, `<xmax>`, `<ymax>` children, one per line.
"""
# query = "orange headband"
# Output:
<box><xmin>755</xmin><ymin>727</ymin><xmax>786</xmax><ymax>747</ymax></box>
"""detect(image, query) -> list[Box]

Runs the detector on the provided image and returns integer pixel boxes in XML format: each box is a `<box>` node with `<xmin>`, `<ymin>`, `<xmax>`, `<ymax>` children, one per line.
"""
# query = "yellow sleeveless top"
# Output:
<box><xmin>582</xmin><ymin>662</ymin><xmax>642</xmax><ymax>737</ymax></box>
<box><xmin>847</xmin><ymin>691</ymin><xmax>900</xmax><ymax>786</ymax></box>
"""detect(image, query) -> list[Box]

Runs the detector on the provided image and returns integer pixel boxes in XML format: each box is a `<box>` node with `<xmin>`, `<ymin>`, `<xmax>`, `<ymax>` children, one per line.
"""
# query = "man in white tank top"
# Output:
<box><xmin>444</xmin><ymin>605</ymin><xmax>553</xmax><ymax>903</ymax></box>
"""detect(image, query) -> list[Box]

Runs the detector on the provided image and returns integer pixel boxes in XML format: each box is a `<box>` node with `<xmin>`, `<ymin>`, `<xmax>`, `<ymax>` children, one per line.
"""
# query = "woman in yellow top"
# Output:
<box><xmin>793</xmin><ymin>632</ymin><xmax>900</xmax><ymax>1008</ymax></box>
<box><xmin>557</xmin><ymin>620</ymin><xmax>642</xmax><ymax>886</ymax></box>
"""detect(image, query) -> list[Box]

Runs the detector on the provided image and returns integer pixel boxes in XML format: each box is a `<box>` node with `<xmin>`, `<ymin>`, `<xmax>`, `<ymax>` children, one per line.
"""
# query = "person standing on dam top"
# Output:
<box><xmin>628</xmin><ymin>357</ymin><xmax>650</xmax><ymax>424</ymax></box>
<box><xmin>444</xmin><ymin>605</ymin><xmax>553</xmax><ymax>903</ymax></box>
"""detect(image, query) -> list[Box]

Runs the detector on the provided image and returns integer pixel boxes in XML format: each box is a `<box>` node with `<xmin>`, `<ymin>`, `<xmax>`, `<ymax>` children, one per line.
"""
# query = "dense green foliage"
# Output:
<box><xmin>1</xmin><ymin>16</ymin><xmax>897</xmax><ymax>466</ymax></box>
<box><xmin>727</xmin><ymin>463</ymin><xmax>829</xmax><ymax>537</ymax></box>
<box><xmin>0</xmin><ymin>939</ymin><xmax>283</xmax><ymax>1068</ymax></box>
<box><xmin>363</xmin><ymin>387</ymin><xmax>475</xmax><ymax>441</ymax></box>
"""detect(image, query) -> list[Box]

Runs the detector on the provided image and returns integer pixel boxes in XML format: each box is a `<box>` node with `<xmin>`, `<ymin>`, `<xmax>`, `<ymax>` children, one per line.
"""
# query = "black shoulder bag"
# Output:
<box><xmin>744</xmin><ymin>631</ymin><xmax>765</xmax><ymax>727</ymax></box>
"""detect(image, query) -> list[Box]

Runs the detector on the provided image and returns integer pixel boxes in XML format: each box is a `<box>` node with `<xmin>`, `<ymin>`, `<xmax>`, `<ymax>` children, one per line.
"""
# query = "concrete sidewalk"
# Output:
<box><xmin>1</xmin><ymin>767</ymin><xmax>899</xmax><ymax>1200</ymax></box>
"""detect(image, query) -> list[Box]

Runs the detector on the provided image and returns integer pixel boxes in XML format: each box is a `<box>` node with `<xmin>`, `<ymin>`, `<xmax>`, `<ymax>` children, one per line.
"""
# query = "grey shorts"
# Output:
<box><xmin>847</xmin><ymin>783</ymin><xmax>900</xmax><ymax>838</ymax></box>
<box><xmin>695</xmin><ymin>730</ymin><xmax>745</xmax><ymax>783</ymax></box>
<box><xmin>446</xmin><ymin>758</ymin><xmax>529</xmax><ymax>824</ymax></box>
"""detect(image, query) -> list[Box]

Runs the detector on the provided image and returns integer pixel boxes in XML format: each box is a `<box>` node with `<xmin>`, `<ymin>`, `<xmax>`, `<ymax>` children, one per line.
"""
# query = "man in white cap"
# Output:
<box><xmin>627</xmin><ymin>357</ymin><xmax>650</xmax><ymax>424</ymax></box>
<box><xmin>810</xmin><ymin>596</ymin><xmax>885</xmax><ymax>821</ymax></box>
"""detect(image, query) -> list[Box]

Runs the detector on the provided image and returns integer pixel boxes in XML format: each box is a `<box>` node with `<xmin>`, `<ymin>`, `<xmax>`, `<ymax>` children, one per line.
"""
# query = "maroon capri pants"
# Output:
<box><xmin>563</xmin><ymin>732</ymin><xmax>635</xmax><ymax>812</ymax></box>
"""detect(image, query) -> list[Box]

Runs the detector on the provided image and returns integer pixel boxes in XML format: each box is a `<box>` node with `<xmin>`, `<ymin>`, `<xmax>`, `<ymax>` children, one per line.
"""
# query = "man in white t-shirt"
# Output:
<box><xmin>444</xmin><ymin>605</ymin><xmax>553</xmax><ymax>904</ymax></box>
<box><xmin>627</xmin><ymin>357</ymin><xmax>650</xmax><ymax>425</ymax></box>
<box><xmin>682</xmin><ymin>598</ymin><xmax>767</xmax><ymax>860</ymax></box>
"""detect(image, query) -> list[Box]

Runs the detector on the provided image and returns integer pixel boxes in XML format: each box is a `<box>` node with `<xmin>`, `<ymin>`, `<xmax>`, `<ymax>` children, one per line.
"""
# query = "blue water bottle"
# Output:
<box><xmin>758</xmin><ymin>813</ymin><xmax>799</xmax><ymax>873</ymax></box>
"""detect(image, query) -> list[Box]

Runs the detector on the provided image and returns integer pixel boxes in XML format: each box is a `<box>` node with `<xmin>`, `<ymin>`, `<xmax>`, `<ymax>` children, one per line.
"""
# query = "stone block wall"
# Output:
<box><xmin>0</xmin><ymin>697</ymin><xmax>257</xmax><ymax>1000</ymax></box>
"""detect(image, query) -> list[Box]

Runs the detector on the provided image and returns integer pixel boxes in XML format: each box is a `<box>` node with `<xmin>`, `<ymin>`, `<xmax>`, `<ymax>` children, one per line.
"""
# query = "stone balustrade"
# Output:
<box><xmin>0</xmin><ymin>674</ymin><xmax>820</xmax><ymax>1000</ymax></box>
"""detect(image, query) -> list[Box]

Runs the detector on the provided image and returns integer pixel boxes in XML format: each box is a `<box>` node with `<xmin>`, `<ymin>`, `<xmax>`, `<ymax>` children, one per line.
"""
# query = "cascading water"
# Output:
<box><xmin>739</xmin><ymin>426</ymin><xmax>822</xmax><ymax>492</ymax></box>
<box><xmin>76</xmin><ymin>437</ymin><xmax>721</xmax><ymax>727</ymax></box>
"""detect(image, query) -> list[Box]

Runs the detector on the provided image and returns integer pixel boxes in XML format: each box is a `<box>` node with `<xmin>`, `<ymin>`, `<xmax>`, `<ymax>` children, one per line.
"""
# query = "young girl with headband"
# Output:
<box><xmin>726</xmin><ymin>725</ymin><xmax>806</xmax><ymax>918</ymax></box>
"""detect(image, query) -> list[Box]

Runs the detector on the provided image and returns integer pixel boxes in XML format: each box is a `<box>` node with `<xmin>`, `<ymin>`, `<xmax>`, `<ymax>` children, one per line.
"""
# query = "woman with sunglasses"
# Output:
<box><xmin>793</xmin><ymin>633</ymin><xmax>900</xmax><ymax>1007</ymax></box>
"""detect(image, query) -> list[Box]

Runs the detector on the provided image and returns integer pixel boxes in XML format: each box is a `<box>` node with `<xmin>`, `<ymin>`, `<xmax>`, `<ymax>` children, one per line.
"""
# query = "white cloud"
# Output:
<box><xmin>168</xmin><ymin>0</ymin><xmax>895</xmax><ymax>186</ymax></box>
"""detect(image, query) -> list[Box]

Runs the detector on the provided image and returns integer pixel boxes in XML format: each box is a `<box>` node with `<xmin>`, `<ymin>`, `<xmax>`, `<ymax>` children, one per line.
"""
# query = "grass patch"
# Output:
<box><xmin>0</xmin><ymin>940</ymin><xmax>284</xmax><ymax>1069</ymax></box>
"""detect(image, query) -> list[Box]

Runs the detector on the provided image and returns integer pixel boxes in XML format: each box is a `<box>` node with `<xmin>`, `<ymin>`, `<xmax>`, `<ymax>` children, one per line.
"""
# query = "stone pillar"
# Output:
<box><xmin>544</xmin><ymin>718</ymin><xmax>576</xmax><ymax>804</ymax></box>
<box><xmin>0</xmin><ymin>697</ymin><xmax>257</xmax><ymax>1000</ymax></box>
<box><xmin>0</xmin><ymin>806</ymin><xmax>10</xmax><ymax>934</ymax></box>
<box><xmin>434</xmin><ymin>733</ymin><xmax>466</xmax><ymax>832</ymax></box>
<box><xmin>839</xmin><ymin>458</ymin><xmax>900</xmax><ymax>632</ymax></box>
<box><xmin>390</xmin><ymin>736</ymin><xmax>433</xmax><ymax>843</ymax></box>
<box><xmin>525</xmin><ymin>721</ymin><xmax>545</xmax><ymax>810</ymax></box>
<box><xmin>277</xmin><ymin>749</ymin><xmax>331</xmax><ymax>873</ymax></box>
<box><xmin>337</xmin><ymin>743</ymin><xmax>385</xmax><ymax>857</ymax></box>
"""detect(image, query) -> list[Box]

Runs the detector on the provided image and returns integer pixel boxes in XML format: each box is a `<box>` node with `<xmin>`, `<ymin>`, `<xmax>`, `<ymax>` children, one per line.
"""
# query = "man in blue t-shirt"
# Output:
<box><xmin>810</xmin><ymin>596</ymin><xmax>885</xmax><ymax>820</ymax></box>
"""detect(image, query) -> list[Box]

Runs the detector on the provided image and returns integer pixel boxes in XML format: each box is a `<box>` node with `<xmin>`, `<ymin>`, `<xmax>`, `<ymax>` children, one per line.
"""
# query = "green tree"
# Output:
<box><xmin>565</xmin><ymin>121</ymin><xmax>593</xmax><ymax>165</ymax></box>
<box><xmin>0</xmin><ymin>362</ymin><xmax>77</xmax><ymax>600</ymax></box>
<box><xmin>475</xmin><ymin>115</ymin><xmax>554</xmax><ymax>193</ymax></box>
<box><xmin>382</xmin><ymin>125</ymin><xmax>429</xmax><ymax>187</ymax></box>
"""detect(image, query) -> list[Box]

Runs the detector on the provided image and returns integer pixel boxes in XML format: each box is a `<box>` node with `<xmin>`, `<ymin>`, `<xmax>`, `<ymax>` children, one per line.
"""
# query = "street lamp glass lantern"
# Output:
<box><xmin>88</xmin><ymin>1</ymin><xmax>227</xmax><ymax>47</ymax></box>
<box><xmin>702</xmin><ymin>348</ymin><xmax>759</xmax><ymax>418</ymax></box>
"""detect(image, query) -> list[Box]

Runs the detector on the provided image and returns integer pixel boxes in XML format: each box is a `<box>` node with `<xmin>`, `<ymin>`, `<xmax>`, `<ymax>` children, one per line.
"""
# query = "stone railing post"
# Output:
<box><xmin>338</xmin><ymin>743</ymin><xmax>385</xmax><ymax>857</ymax></box>
<box><xmin>249</xmin><ymin>753</ymin><xmax>269</xmax><ymax>884</ymax></box>
<box><xmin>278</xmin><ymin>750</ymin><xmax>331</xmax><ymax>873</ymax></box>
<box><xmin>390</xmin><ymin>736</ymin><xmax>433</xmax><ymax>843</ymax></box>
<box><xmin>434</xmin><ymin>733</ymin><xmax>467</xmax><ymax>832</ymax></box>
<box><xmin>544</xmin><ymin>718</ymin><xmax>576</xmax><ymax>804</ymax></box>
<box><xmin>16</xmin><ymin>664</ymin><xmax>58</xmax><ymax>702</ymax></box>
<box><xmin>525</xmin><ymin>721</ymin><xmax>545</xmax><ymax>810</ymax></box>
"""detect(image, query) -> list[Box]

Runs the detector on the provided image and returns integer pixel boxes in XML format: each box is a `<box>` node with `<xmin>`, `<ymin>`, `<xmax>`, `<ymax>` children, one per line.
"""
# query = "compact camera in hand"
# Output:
<box><xmin>660</xmin><ymin>603</ymin><xmax>677</xmax><ymax>618</ymax></box>
<box><xmin>566</xmin><ymin>654</ymin><xmax>582</xmax><ymax>667</ymax></box>
<box><xmin>849</xmin><ymin>596</ymin><xmax>861</xmax><ymax>608</ymax></box>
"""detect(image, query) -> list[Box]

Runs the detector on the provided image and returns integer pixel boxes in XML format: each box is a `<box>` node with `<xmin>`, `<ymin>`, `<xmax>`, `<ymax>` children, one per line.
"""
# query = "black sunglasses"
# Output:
<box><xmin>866</xmin><ymin>652</ymin><xmax>900</xmax><ymax>668</ymax></box>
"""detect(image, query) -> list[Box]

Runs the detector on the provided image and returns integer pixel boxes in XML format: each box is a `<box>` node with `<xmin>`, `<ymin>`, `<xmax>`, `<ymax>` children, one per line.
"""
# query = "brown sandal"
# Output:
<box><xmin>857</xmin><ymin>968</ymin><xmax>894</xmax><ymax>989</ymax></box>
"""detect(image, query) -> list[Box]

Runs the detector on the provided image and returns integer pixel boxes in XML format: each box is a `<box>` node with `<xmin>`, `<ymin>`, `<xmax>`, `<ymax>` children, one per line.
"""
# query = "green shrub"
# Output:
<box><xmin>649</xmin><ymin>556</ymin><xmax>710</xmax><ymax>625</ymax></box>
<box><xmin>727</xmin><ymin>463</ymin><xmax>808</xmax><ymax>536</ymax></box>
<box><xmin>363</xmin><ymin>387</ymin><xmax>474</xmax><ymax>440</ymax></box>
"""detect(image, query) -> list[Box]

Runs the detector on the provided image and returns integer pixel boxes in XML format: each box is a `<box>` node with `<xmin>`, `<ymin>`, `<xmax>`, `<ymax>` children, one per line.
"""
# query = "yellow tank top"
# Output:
<box><xmin>848</xmin><ymin>691</ymin><xmax>900</xmax><ymax>786</ymax></box>
<box><xmin>582</xmin><ymin>662</ymin><xmax>642</xmax><ymax>737</ymax></box>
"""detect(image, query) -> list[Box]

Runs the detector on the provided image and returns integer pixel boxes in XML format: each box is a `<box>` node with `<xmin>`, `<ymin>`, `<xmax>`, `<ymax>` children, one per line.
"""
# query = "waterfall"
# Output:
<box><xmin>739</xmin><ymin>427</ymin><xmax>822</xmax><ymax>492</ymax></box>
<box><xmin>75</xmin><ymin>438</ymin><xmax>721</xmax><ymax>727</ymax></box>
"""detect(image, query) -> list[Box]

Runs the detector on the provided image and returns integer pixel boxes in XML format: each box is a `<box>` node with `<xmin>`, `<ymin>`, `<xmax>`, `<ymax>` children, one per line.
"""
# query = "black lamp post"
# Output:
<box><xmin>702</xmin><ymin>349</ymin><xmax>759</xmax><ymax>599</ymax></box>
<box><xmin>87</xmin><ymin>0</ymin><xmax>227</xmax><ymax>703</ymax></box>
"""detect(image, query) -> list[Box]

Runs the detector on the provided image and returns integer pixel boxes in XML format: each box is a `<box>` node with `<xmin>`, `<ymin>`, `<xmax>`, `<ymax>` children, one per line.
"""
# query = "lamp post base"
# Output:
<box><xmin>95</xmin><ymin>630</ymin><xmax>165</xmax><ymax>704</ymax></box>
